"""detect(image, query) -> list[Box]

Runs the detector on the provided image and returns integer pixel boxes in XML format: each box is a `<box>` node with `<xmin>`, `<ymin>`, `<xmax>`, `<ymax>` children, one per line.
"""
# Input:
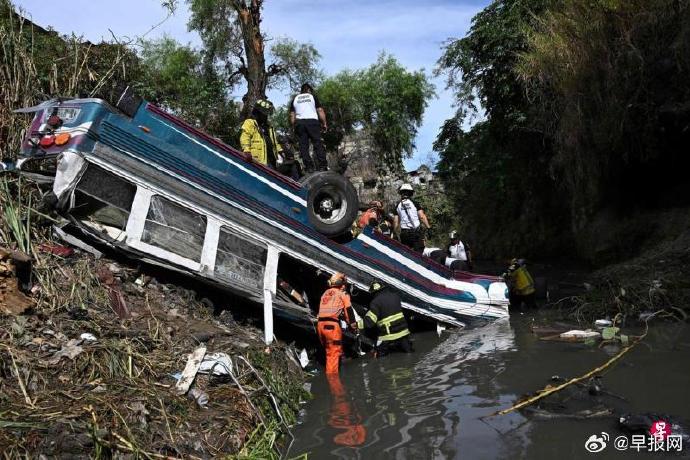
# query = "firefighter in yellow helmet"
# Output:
<box><xmin>363</xmin><ymin>280</ymin><xmax>413</xmax><ymax>357</ymax></box>
<box><xmin>318</xmin><ymin>272</ymin><xmax>358</xmax><ymax>374</ymax></box>
<box><xmin>503</xmin><ymin>258</ymin><xmax>537</xmax><ymax>310</ymax></box>
<box><xmin>239</xmin><ymin>99</ymin><xmax>283</xmax><ymax>168</ymax></box>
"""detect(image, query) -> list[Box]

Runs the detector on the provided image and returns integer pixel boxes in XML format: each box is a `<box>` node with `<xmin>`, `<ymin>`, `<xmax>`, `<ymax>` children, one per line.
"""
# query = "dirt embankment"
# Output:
<box><xmin>0</xmin><ymin>248</ymin><xmax>306</xmax><ymax>458</ymax></box>
<box><xmin>557</xmin><ymin>207</ymin><xmax>690</xmax><ymax>321</ymax></box>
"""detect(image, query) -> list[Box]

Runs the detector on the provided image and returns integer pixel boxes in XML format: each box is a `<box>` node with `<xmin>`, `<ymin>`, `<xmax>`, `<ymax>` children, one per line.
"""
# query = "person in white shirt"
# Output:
<box><xmin>393</xmin><ymin>183</ymin><xmax>431</xmax><ymax>252</ymax></box>
<box><xmin>289</xmin><ymin>83</ymin><xmax>328</xmax><ymax>172</ymax></box>
<box><xmin>445</xmin><ymin>230</ymin><xmax>473</xmax><ymax>271</ymax></box>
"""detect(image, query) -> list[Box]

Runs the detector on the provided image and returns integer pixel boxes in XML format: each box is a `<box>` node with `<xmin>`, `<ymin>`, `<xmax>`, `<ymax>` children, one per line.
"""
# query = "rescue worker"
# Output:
<box><xmin>318</xmin><ymin>272</ymin><xmax>359</xmax><ymax>374</ymax></box>
<box><xmin>503</xmin><ymin>258</ymin><xmax>537</xmax><ymax>310</ymax></box>
<box><xmin>393</xmin><ymin>183</ymin><xmax>431</xmax><ymax>252</ymax></box>
<box><xmin>276</xmin><ymin>135</ymin><xmax>303</xmax><ymax>180</ymax></box>
<box><xmin>379</xmin><ymin>213</ymin><xmax>395</xmax><ymax>238</ymax></box>
<box><xmin>357</xmin><ymin>200</ymin><xmax>383</xmax><ymax>229</ymax></box>
<box><xmin>363</xmin><ymin>280</ymin><xmax>413</xmax><ymax>357</ymax></box>
<box><xmin>446</xmin><ymin>230</ymin><xmax>473</xmax><ymax>271</ymax></box>
<box><xmin>239</xmin><ymin>99</ymin><xmax>282</xmax><ymax>168</ymax></box>
<box><xmin>289</xmin><ymin>83</ymin><xmax>328</xmax><ymax>172</ymax></box>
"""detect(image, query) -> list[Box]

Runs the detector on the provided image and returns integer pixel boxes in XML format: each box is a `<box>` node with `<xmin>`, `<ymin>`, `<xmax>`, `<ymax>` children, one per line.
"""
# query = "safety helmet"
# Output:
<box><xmin>369</xmin><ymin>279</ymin><xmax>384</xmax><ymax>293</ymax></box>
<box><xmin>449</xmin><ymin>230</ymin><xmax>458</xmax><ymax>240</ymax></box>
<box><xmin>254</xmin><ymin>99</ymin><xmax>275</xmax><ymax>116</ymax></box>
<box><xmin>398</xmin><ymin>183</ymin><xmax>414</xmax><ymax>195</ymax></box>
<box><xmin>328</xmin><ymin>272</ymin><xmax>347</xmax><ymax>287</ymax></box>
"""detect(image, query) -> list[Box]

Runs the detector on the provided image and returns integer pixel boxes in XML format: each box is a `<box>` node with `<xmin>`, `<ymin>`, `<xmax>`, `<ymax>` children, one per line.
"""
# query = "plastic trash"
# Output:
<box><xmin>47</xmin><ymin>339</ymin><xmax>84</xmax><ymax>364</ymax></box>
<box><xmin>80</xmin><ymin>333</ymin><xmax>98</xmax><ymax>343</ymax></box>
<box><xmin>188</xmin><ymin>388</ymin><xmax>209</xmax><ymax>408</ymax></box>
<box><xmin>198</xmin><ymin>352</ymin><xmax>233</xmax><ymax>376</ymax></box>
<box><xmin>299</xmin><ymin>348</ymin><xmax>309</xmax><ymax>368</ymax></box>
<box><xmin>560</xmin><ymin>330</ymin><xmax>601</xmax><ymax>339</ymax></box>
<box><xmin>594</xmin><ymin>319</ymin><xmax>612</xmax><ymax>329</ymax></box>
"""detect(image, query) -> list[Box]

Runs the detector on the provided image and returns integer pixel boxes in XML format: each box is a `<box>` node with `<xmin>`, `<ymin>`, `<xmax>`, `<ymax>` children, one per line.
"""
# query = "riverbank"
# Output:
<box><xmin>555</xmin><ymin>219</ymin><xmax>690</xmax><ymax>323</ymax></box>
<box><xmin>0</xmin><ymin>247</ymin><xmax>306</xmax><ymax>458</ymax></box>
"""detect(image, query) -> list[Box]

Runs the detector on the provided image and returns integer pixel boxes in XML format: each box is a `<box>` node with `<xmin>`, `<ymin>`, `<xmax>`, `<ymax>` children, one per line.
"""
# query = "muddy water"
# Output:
<box><xmin>289</xmin><ymin>315</ymin><xmax>690</xmax><ymax>459</ymax></box>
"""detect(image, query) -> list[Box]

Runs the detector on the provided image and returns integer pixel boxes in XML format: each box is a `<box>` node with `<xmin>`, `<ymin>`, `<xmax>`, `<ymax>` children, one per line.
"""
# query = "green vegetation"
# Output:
<box><xmin>319</xmin><ymin>54</ymin><xmax>435</xmax><ymax>173</ymax></box>
<box><xmin>136</xmin><ymin>36</ymin><xmax>240</xmax><ymax>143</ymax></box>
<box><xmin>435</xmin><ymin>0</ymin><xmax>690</xmax><ymax>263</ymax></box>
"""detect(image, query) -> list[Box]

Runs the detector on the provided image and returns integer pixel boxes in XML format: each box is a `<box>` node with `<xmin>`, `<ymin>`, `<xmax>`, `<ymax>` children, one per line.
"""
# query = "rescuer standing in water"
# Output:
<box><xmin>318</xmin><ymin>273</ymin><xmax>359</xmax><ymax>374</ymax></box>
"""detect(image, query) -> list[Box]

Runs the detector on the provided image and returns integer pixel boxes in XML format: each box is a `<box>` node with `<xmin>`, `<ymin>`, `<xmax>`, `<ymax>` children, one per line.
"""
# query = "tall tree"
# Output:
<box><xmin>175</xmin><ymin>0</ymin><xmax>320</xmax><ymax>118</ymax></box>
<box><xmin>135</xmin><ymin>37</ymin><xmax>240</xmax><ymax>143</ymax></box>
<box><xmin>434</xmin><ymin>0</ymin><xmax>563</xmax><ymax>258</ymax></box>
<box><xmin>318</xmin><ymin>54</ymin><xmax>434</xmax><ymax>173</ymax></box>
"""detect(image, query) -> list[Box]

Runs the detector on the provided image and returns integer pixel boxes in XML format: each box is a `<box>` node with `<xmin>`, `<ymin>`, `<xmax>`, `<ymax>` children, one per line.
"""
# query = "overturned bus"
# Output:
<box><xmin>7</xmin><ymin>90</ymin><xmax>509</xmax><ymax>342</ymax></box>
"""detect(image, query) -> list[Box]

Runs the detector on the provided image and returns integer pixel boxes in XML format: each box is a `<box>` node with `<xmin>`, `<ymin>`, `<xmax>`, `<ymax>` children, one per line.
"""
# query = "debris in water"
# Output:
<box><xmin>594</xmin><ymin>319</ymin><xmax>612</xmax><ymax>328</ymax></box>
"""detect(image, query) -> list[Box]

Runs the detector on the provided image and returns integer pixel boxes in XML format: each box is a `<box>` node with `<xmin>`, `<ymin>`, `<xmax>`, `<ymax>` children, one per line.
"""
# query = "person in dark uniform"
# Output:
<box><xmin>362</xmin><ymin>280</ymin><xmax>413</xmax><ymax>357</ymax></box>
<box><xmin>289</xmin><ymin>83</ymin><xmax>328</xmax><ymax>172</ymax></box>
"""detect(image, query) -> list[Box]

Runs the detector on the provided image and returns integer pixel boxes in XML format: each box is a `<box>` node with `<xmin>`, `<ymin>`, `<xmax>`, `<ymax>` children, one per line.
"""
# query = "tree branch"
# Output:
<box><xmin>266</xmin><ymin>63</ymin><xmax>285</xmax><ymax>77</ymax></box>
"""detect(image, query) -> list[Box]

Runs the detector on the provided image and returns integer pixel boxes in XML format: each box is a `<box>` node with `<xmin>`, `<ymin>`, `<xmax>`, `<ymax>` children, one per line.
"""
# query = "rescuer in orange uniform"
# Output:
<box><xmin>357</xmin><ymin>200</ymin><xmax>383</xmax><ymax>229</ymax></box>
<box><xmin>318</xmin><ymin>273</ymin><xmax>358</xmax><ymax>374</ymax></box>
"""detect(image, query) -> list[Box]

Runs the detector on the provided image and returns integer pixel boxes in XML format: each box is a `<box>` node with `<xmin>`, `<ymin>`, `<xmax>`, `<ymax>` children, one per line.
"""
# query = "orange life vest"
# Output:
<box><xmin>357</xmin><ymin>209</ymin><xmax>379</xmax><ymax>228</ymax></box>
<box><xmin>319</xmin><ymin>287</ymin><xmax>352</xmax><ymax>322</ymax></box>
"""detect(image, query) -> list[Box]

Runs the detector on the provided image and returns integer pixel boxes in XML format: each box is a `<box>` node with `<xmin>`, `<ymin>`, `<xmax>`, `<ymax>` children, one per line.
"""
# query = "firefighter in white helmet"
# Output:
<box><xmin>393</xmin><ymin>183</ymin><xmax>431</xmax><ymax>252</ymax></box>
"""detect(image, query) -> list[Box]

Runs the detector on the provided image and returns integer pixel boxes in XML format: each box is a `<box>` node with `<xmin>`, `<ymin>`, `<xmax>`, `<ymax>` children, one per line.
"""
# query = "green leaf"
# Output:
<box><xmin>602</xmin><ymin>327</ymin><xmax>620</xmax><ymax>340</ymax></box>
<box><xmin>584</xmin><ymin>337</ymin><xmax>598</xmax><ymax>346</ymax></box>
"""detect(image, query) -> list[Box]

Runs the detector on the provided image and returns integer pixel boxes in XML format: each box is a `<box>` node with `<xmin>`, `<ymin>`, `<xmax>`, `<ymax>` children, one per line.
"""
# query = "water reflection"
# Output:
<box><xmin>292</xmin><ymin>318</ymin><xmax>690</xmax><ymax>459</ymax></box>
<box><xmin>292</xmin><ymin>318</ymin><xmax>518</xmax><ymax>458</ymax></box>
<box><xmin>326</xmin><ymin>373</ymin><xmax>367</xmax><ymax>447</ymax></box>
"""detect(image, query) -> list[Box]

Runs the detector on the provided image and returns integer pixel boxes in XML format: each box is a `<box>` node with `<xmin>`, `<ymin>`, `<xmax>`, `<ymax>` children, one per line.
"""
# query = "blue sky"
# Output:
<box><xmin>14</xmin><ymin>0</ymin><xmax>488</xmax><ymax>169</ymax></box>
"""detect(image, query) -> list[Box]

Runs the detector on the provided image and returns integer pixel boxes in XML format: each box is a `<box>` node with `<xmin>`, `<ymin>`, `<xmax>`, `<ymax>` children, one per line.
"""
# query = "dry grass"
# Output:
<box><xmin>0</xmin><ymin>246</ymin><xmax>306</xmax><ymax>458</ymax></box>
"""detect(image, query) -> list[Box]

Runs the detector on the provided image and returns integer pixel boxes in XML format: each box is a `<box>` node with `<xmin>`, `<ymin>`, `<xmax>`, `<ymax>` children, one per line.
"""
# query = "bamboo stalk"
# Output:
<box><xmin>488</xmin><ymin>341</ymin><xmax>638</xmax><ymax>417</ymax></box>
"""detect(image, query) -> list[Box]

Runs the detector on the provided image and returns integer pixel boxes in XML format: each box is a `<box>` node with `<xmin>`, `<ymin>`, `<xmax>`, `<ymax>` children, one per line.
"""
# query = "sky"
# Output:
<box><xmin>13</xmin><ymin>0</ymin><xmax>488</xmax><ymax>169</ymax></box>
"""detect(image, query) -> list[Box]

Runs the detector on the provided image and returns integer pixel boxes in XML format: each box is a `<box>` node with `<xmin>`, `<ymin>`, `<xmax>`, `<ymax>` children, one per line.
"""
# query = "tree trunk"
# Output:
<box><xmin>235</xmin><ymin>0</ymin><xmax>267</xmax><ymax>119</ymax></box>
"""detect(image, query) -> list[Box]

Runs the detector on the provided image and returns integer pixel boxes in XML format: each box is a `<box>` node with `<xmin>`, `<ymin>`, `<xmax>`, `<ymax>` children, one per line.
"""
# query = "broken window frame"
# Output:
<box><xmin>213</xmin><ymin>226</ymin><xmax>268</xmax><ymax>293</ymax></box>
<box><xmin>71</xmin><ymin>163</ymin><xmax>136</xmax><ymax>241</ymax></box>
<box><xmin>140</xmin><ymin>194</ymin><xmax>208</xmax><ymax>263</ymax></box>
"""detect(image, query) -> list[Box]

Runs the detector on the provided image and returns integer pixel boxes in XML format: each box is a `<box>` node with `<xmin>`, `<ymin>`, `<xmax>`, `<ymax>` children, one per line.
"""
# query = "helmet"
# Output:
<box><xmin>328</xmin><ymin>272</ymin><xmax>347</xmax><ymax>287</ymax></box>
<box><xmin>449</xmin><ymin>230</ymin><xmax>458</xmax><ymax>240</ymax></box>
<box><xmin>254</xmin><ymin>99</ymin><xmax>274</xmax><ymax>116</ymax></box>
<box><xmin>398</xmin><ymin>183</ymin><xmax>414</xmax><ymax>195</ymax></box>
<box><xmin>369</xmin><ymin>279</ymin><xmax>384</xmax><ymax>293</ymax></box>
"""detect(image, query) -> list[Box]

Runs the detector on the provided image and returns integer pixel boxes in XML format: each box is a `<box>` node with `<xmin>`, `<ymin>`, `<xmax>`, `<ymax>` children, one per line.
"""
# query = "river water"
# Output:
<box><xmin>288</xmin><ymin>315</ymin><xmax>690</xmax><ymax>459</ymax></box>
